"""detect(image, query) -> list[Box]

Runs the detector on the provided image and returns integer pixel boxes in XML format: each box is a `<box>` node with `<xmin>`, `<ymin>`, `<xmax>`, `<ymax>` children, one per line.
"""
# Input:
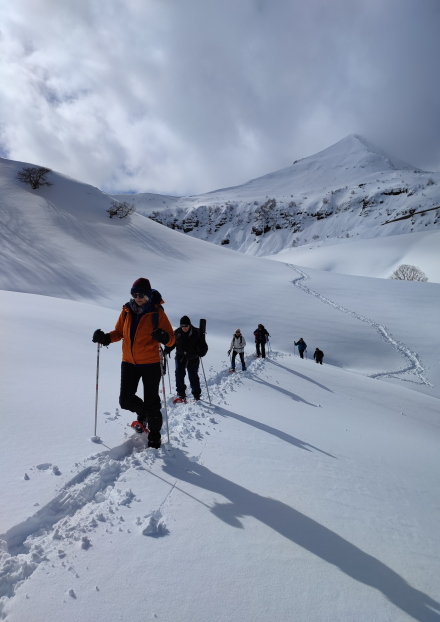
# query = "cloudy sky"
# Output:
<box><xmin>0</xmin><ymin>0</ymin><xmax>439</xmax><ymax>196</ymax></box>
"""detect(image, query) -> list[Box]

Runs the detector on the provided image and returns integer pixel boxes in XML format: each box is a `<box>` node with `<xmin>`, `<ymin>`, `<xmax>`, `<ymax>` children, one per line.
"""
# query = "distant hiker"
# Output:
<box><xmin>294</xmin><ymin>338</ymin><xmax>307</xmax><ymax>359</ymax></box>
<box><xmin>314</xmin><ymin>348</ymin><xmax>324</xmax><ymax>365</ymax></box>
<box><xmin>228</xmin><ymin>328</ymin><xmax>247</xmax><ymax>371</ymax></box>
<box><xmin>164</xmin><ymin>316</ymin><xmax>208</xmax><ymax>401</ymax></box>
<box><xmin>253</xmin><ymin>323</ymin><xmax>270</xmax><ymax>358</ymax></box>
<box><xmin>92</xmin><ymin>278</ymin><xmax>175</xmax><ymax>448</ymax></box>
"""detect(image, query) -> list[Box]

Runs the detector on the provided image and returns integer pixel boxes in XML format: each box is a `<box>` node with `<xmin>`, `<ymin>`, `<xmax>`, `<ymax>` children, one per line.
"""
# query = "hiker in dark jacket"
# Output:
<box><xmin>253</xmin><ymin>324</ymin><xmax>270</xmax><ymax>358</ymax></box>
<box><xmin>313</xmin><ymin>348</ymin><xmax>324</xmax><ymax>364</ymax></box>
<box><xmin>294</xmin><ymin>338</ymin><xmax>307</xmax><ymax>359</ymax></box>
<box><xmin>165</xmin><ymin>315</ymin><xmax>208</xmax><ymax>400</ymax></box>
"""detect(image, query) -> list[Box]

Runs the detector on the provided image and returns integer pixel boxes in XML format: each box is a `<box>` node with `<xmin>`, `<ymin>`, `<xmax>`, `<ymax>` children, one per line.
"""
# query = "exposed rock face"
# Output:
<box><xmin>114</xmin><ymin>135</ymin><xmax>440</xmax><ymax>256</ymax></box>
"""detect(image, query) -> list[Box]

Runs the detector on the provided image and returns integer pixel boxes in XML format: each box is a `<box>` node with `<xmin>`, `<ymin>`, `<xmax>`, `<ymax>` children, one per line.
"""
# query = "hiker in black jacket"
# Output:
<box><xmin>253</xmin><ymin>324</ymin><xmax>270</xmax><ymax>358</ymax></box>
<box><xmin>165</xmin><ymin>315</ymin><xmax>208</xmax><ymax>400</ymax></box>
<box><xmin>314</xmin><ymin>348</ymin><xmax>324</xmax><ymax>364</ymax></box>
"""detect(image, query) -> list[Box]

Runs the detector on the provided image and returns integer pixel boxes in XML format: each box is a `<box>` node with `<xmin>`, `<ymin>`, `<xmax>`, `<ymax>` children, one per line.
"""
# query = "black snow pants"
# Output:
<box><xmin>119</xmin><ymin>362</ymin><xmax>162</xmax><ymax>441</ymax></box>
<box><xmin>256</xmin><ymin>341</ymin><xmax>266</xmax><ymax>358</ymax></box>
<box><xmin>231</xmin><ymin>351</ymin><xmax>246</xmax><ymax>369</ymax></box>
<box><xmin>175</xmin><ymin>357</ymin><xmax>201</xmax><ymax>398</ymax></box>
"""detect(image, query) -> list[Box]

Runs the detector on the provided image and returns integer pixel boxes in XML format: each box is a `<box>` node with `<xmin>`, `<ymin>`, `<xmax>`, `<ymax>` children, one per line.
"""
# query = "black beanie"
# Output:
<box><xmin>180</xmin><ymin>316</ymin><xmax>191</xmax><ymax>326</ymax></box>
<box><xmin>132</xmin><ymin>278</ymin><xmax>152</xmax><ymax>294</ymax></box>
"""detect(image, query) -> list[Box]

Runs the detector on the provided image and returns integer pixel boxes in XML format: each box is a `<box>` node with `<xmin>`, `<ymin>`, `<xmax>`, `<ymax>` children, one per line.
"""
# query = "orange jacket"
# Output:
<box><xmin>109</xmin><ymin>304</ymin><xmax>175</xmax><ymax>365</ymax></box>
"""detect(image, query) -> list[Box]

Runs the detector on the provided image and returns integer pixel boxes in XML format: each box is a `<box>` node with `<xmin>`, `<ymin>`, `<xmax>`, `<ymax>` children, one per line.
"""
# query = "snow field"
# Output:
<box><xmin>1</xmin><ymin>347</ymin><xmax>439</xmax><ymax>621</ymax></box>
<box><xmin>1</xmin><ymin>147</ymin><xmax>440</xmax><ymax>621</ymax></box>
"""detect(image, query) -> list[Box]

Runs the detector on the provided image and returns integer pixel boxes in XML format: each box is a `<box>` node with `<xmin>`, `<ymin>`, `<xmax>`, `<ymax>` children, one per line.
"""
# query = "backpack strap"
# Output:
<box><xmin>152</xmin><ymin>305</ymin><xmax>164</xmax><ymax>329</ymax></box>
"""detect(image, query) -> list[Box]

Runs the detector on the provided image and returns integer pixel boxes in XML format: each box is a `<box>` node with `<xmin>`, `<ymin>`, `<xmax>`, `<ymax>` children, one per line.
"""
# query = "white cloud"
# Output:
<box><xmin>1</xmin><ymin>0</ymin><xmax>439</xmax><ymax>195</ymax></box>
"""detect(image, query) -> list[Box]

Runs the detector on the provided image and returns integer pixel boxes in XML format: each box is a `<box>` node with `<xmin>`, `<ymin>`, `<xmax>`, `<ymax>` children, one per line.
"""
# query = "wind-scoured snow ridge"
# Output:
<box><xmin>288</xmin><ymin>264</ymin><xmax>432</xmax><ymax>387</ymax></box>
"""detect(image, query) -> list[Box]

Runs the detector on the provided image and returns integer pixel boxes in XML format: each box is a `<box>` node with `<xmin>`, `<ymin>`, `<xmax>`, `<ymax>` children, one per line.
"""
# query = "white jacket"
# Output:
<box><xmin>229</xmin><ymin>334</ymin><xmax>246</xmax><ymax>353</ymax></box>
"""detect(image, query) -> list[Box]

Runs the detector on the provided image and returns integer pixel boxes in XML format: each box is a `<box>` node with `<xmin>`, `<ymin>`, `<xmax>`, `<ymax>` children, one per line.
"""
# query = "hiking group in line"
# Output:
<box><xmin>92</xmin><ymin>278</ymin><xmax>324</xmax><ymax>448</ymax></box>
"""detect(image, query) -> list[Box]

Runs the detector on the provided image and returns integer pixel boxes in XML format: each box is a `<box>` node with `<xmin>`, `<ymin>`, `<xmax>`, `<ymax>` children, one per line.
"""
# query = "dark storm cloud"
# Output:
<box><xmin>0</xmin><ymin>0</ymin><xmax>439</xmax><ymax>195</ymax></box>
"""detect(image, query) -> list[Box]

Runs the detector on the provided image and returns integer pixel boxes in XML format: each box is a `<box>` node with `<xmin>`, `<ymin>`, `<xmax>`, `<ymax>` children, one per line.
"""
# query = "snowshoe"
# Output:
<box><xmin>131</xmin><ymin>420</ymin><xmax>149</xmax><ymax>435</ymax></box>
<box><xmin>173</xmin><ymin>396</ymin><xmax>187</xmax><ymax>404</ymax></box>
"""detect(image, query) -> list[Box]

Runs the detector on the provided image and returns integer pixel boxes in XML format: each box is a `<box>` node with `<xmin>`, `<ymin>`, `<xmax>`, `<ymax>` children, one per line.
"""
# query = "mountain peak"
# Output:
<box><xmin>310</xmin><ymin>134</ymin><xmax>415</xmax><ymax>172</ymax></box>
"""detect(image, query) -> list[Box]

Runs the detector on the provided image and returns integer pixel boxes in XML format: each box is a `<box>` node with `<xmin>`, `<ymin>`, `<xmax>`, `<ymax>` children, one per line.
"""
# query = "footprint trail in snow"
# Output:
<box><xmin>288</xmin><ymin>264</ymin><xmax>432</xmax><ymax>387</ymax></box>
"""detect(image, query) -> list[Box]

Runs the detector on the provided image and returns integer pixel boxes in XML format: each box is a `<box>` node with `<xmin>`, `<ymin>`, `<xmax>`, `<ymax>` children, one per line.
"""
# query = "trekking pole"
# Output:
<box><xmin>166</xmin><ymin>352</ymin><xmax>172</xmax><ymax>394</ymax></box>
<box><xmin>306</xmin><ymin>348</ymin><xmax>308</xmax><ymax>360</ymax></box>
<box><xmin>159</xmin><ymin>347</ymin><xmax>170</xmax><ymax>444</ymax></box>
<box><xmin>200</xmin><ymin>358</ymin><xmax>212</xmax><ymax>405</ymax></box>
<box><xmin>93</xmin><ymin>343</ymin><xmax>101</xmax><ymax>438</ymax></box>
<box><xmin>199</xmin><ymin>318</ymin><xmax>212</xmax><ymax>405</ymax></box>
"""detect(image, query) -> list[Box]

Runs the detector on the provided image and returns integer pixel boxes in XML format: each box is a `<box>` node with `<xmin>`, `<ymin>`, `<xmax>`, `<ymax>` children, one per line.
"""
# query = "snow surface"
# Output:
<box><xmin>267</xmin><ymin>230</ymin><xmax>440</xmax><ymax>283</ymax></box>
<box><xmin>1</xmin><ymin>153</ymin><xmax>439</xmax><ymax>621</ymax></box>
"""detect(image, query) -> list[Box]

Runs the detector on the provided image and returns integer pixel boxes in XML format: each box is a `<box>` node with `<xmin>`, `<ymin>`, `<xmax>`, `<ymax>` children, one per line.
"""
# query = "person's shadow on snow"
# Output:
<box><xmin>246</xmin><ymin>371</ymin><xmax>317</xmax><ymax>406</ymax></box>
<box><xmin>162</xmin><ymin>450</ymin><xmax>440</xmax><ymax>622</ymax></box>
<box><xmin>213</xmin><ymin>404</ymin><xmax>335</xmax><ymax>458</ymax></box>
<box><xmin>267</xmin><ymin>358</ymin><xmax>333</xmax><ymax>392</ymax></box>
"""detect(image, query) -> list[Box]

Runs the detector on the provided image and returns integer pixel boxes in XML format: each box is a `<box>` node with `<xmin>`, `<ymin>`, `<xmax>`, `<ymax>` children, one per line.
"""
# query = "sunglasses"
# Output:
<box><xmin>131</xmin><ymin>291</ymin><xmax>148</xmax><ymax>299</ymax></box>
<box><xmin>180</xmin><ymin>324</ymin><xmax>189</xmax><ymax>328</ymax></box>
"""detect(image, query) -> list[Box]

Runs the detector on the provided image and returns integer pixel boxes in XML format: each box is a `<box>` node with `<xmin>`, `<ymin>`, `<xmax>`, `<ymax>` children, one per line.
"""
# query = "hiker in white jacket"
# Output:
<box><xmin>228</xmin><ymin>328</ymin><xmax>246</xmax><ymax>371</ymax></box>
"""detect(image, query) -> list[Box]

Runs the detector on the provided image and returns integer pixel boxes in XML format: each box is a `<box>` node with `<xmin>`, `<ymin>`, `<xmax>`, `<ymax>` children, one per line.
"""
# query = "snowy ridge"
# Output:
<box><xmin>289</xmin><ymin>265</ymin><xmax>431</xmax><ymax>387</ymax></box>
<box><xmin>128</xmin><ymin>134</ymin><xmax>440</xmax><ymax>257</ymax></box>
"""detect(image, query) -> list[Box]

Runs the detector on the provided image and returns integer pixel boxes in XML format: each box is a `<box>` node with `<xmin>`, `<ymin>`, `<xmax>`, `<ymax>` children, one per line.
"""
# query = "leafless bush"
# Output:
<box><xmin>322</xmin><ymin>197</ymin><xmax>329</xmax><ymax>205</ymax></box>
<box><xmin>390</xmin><ymin>264</ymin><xmax>428</xmax><ymax>282</ymax></box>
<box><xmin>289</xmin><ymin>201</ymin><xmax>296</xmax><ymax>208</ymax></box>
<box><xmin>426</xmin><ymin>178</ymin><xmax>435</xmax><ymax>186</ymax></box>
<box><xmin>16</xmin><ymin>166</ymin><xmax>53</xmax><ymax>189</ymax></box>
<box><xmin>107</xmin><ymin>200</ymin><xmax>135</xmax><ymax>219</ymax></box>
<box><xmin>312</xmin><ymin>234</ymin><xmax>319</xmax><ymax>240</ymax></box>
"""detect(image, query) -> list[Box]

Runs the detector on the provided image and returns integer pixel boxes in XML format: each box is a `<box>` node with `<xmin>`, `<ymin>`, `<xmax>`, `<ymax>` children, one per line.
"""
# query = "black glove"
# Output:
<box><xmin>92</xmin><ymin>329</ymin><xmax>111</xmax><ymax>346</ymax></box>
<box><xmin>164</xmin><ymin>346</ymin><xmax>172</xmax><ymax>356</ymax></box>
<box><xmin>227</xmin><ymin>350</ymin><xmax>231</xmax><ymax>356</ymax></box>
<box><xmin>151</xmin><ymin>327</ymin><xmax>169</xmax><ymax>345</ymax></box>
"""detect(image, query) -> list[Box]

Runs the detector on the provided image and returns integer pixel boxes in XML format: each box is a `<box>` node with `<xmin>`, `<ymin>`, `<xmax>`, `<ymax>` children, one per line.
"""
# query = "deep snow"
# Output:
<box><xmin>0</xmin><ymin>152</ymin><xmax>439</xmax><ymax>621</ymax></box>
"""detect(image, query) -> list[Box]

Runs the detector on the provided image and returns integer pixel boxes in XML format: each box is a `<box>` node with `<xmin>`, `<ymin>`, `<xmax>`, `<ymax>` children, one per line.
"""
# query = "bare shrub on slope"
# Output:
<box><xmin>107</xmin><ymin>200</ymin><xmax>135</xmax><ymax>219</ymax></box>
<box><xmin>16</xmin><ymin>167</ymin><xmax>53</xmax><ymax>190</ymax></box>
<box><xmin>390</xmin><ymin>264</ymin><xmax>428</xmax><ymax>281</ymax></box>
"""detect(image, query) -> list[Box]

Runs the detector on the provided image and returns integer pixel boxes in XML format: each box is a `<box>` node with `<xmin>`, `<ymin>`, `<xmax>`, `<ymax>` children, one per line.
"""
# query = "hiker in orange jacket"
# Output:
<box><xmin>92</xmin><ymin>278</ymin><xmax>175</xmax><ymax>448</ymax></box>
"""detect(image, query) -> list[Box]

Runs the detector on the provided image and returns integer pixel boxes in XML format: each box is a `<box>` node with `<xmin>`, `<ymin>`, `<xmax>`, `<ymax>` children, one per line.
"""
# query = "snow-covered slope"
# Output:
<box><xmin>111</xmin><ymin>191</ymin><xmax>181</xmax><ymax>215</ymax></box>
<box><xmin>267</xmin><ymin>229</ymin><xmax>440</xmax><ymax>283</ymax></box>
<box><xmin>1</xmin><ymin>153</ymin><xmax>439</xmax><ymax>621</ymax></box>
<box><xmin>1</xmin><ymin>293</ymin><xmax>439</xmax><ymax>622</ymax></box>
<box><xmin>1</xmin><ymin>155</ymin><xmax>439</xmax><ymax>394</ymax></box>
<box><xmin>126</xmin><ymin>134</ymin><xmax>440</xmax><ymax>257</ymax></box>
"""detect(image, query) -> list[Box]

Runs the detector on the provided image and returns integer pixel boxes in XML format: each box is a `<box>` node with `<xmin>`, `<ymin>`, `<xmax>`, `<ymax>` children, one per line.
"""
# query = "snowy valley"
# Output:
<box><xmin>0</xmin><ymin>143</ymin><xmax>439</xmax><ymax>622</ymax></box>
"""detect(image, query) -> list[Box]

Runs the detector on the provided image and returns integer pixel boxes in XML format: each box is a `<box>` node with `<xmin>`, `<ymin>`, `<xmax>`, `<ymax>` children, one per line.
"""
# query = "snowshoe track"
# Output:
<box><xmin>288</xmin><ymin>264</ymin><xmax>431</xmax><ymax>387</ymax></box>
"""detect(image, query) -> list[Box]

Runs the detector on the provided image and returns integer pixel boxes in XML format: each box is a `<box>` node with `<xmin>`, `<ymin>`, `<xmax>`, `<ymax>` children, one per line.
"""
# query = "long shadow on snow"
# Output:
<box><xmin>162</xmin><ymin>450</ymin><xmax>440</xmax><ymax>622</ymax></box>
<box><xmin>246</xmin><ymin>370</ymin><xmax>317</xmax><ymax>406</ymax></box>
<box><xmin>214</xmin><ymin>405</ymin><xmax>335</xmax><ymax>458</ymax></box>
<box><xmin>267</xmin><ymin>359</ymin><xmax>333</xmax><ymax>393</ymax></box>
